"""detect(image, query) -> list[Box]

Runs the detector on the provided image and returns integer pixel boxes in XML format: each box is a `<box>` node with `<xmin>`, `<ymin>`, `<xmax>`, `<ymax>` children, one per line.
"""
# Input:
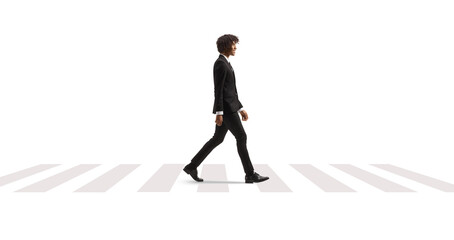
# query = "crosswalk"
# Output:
<box><xmin>1</xmin><ymin>163</ymin><xmax>453</xmax><ymax>193</ymax></box>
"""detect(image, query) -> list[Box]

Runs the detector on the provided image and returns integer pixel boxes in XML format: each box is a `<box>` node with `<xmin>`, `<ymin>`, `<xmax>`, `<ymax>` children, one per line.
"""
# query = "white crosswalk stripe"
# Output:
<box><xmin>0</xmin><ymin>164</ymin><xmax>453</xmax><ymax>193</ymax></box>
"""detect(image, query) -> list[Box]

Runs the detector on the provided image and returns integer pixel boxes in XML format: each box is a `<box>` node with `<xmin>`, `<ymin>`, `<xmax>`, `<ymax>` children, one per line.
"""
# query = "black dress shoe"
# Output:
<box><xmin>245</xmin><ymin>172</ymin><xmax>269</xmax><ymax>183</ymax></box>
<box><xmin>183</xmin><ymin>166</ymin><xmax>203</xmax><ymax>182</ymax></box>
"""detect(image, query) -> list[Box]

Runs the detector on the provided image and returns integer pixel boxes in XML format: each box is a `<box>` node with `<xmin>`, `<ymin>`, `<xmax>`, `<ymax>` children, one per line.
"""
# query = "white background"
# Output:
<box><xmin>1</xmin><ymin>0</ymin><xmax>454</xmax><ymax>239</ymax></box>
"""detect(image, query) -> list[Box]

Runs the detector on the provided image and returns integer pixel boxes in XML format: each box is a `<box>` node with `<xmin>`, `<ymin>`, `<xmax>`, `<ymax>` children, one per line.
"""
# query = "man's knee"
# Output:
<box><xmin>212</xmin><ymin>135</ymin><xmax>225</xmax><ymax>145</ymax></box>
<box><xmin>235</xmin><ymin>132</ymin><xmax>247</xmax><ymax>142</ymax></box>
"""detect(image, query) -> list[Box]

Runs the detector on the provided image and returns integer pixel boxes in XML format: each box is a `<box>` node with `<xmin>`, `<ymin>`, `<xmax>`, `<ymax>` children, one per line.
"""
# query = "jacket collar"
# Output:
<box><xmin>219</xmin><ymin>54</ymin><xmax>230</xmax><ymax>63</ymax></box>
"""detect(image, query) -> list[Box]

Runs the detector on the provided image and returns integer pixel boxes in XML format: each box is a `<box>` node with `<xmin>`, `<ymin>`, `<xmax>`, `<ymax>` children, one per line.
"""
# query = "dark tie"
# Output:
<box><xmin>228</xmin><ymin>62</ymin><xmax>234</xmax><ymax>71</ymax></box>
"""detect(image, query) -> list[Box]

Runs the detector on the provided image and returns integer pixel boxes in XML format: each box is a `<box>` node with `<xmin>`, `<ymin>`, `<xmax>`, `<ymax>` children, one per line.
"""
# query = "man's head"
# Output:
<box><xmin>216</xmin><ymin>34</ymin><xmax>239</xmax><ymax>57</ymax></box>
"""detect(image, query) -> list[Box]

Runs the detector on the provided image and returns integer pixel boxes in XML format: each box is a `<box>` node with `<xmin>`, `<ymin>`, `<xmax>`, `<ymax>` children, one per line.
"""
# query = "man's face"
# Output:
<box><xmin>227</xmin><ymin>43</ymin><xmax>237</xmax><ymax>56</ymax></box>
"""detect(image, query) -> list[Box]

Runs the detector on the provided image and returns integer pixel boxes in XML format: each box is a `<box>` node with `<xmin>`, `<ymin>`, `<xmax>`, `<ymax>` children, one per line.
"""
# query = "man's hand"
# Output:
<box><xmin>215</xmin><ymin>115</ymin><xmax>223</xmax><ymax>126</ymax></box>
<box><xmin>240</xmin><ymin>110</ymin><xmax>248</xmax><ymax>121</ymax></box>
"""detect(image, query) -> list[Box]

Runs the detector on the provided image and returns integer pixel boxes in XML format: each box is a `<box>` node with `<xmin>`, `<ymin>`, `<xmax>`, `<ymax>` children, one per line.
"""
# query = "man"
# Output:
<box><xmin>183</xmin><ymin>34</ymin><xmax>269</xmax><ymax>184</ymax></box>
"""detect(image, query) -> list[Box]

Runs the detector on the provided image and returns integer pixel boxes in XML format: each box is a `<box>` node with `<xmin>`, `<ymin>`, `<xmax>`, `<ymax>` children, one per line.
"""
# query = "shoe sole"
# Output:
<box><xmin>245</xmin><ymin>178</ymin><xmax>269</xmax><ymax>184</ymax></box>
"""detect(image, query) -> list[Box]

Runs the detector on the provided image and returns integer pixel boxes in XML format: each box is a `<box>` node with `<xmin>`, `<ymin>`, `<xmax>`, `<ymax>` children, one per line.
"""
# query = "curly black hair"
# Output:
<box><xmin>216</xmin><ymin>34</ymin><xmax>239</xmax><ymax>54</ymax></box>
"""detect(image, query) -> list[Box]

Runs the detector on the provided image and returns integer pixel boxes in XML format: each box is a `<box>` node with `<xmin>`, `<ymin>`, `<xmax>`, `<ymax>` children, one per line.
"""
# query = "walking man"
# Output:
<box><xmin>183</xmin><ymin>34</ymin><xmax>269</xmax><ymax>184</ymax></box>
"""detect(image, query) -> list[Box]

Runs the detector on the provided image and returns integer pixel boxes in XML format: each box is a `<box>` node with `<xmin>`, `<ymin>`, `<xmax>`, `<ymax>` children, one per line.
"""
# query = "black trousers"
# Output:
<box><xmin>187</xmin><ymin>111</ymin><xmax>255</xmax><ymax>176</ymax></box>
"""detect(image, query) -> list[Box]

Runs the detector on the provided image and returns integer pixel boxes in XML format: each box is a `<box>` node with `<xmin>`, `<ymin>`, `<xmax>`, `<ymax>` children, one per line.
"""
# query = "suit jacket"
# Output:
<box><xmin>212</xmin><ymin>55</ymin><xmax>243</xmax><ymax>114</ymax></box>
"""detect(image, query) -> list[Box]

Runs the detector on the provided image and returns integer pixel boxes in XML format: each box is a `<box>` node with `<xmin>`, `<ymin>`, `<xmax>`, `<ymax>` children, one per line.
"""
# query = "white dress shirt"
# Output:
<box><xmin>216</xmin><ymin>54</ymin><xmax>244</xmax><ymax>115</ymax></box>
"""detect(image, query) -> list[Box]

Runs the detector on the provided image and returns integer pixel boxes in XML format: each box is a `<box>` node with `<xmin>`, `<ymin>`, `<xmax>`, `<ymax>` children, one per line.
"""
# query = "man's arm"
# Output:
<box><xmin>214</xmin><ymin>61</ymin><xmax>227</xmax><ymax>126</ymax></box>
<box><xmin>213</xmin><ymin>61</ymin><xmax>227</xmax><ymax>115</ymax></box>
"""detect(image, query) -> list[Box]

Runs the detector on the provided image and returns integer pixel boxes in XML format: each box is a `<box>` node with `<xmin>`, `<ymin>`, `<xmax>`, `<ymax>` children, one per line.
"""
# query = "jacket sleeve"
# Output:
<box><xmin>213</xmin><ymin>61</ymin><xmax>228</xmax><ymax>112</ymax></box>
<box><xmin>235</xmin><ymin>83</ymin><xmax>243</xmax><ymax>110</ymax></box>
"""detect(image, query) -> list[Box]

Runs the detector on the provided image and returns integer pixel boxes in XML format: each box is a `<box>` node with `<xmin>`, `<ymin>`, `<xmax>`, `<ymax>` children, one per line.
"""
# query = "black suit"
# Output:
<box><xmin>187</xmin><ymin>55</ymin><xmax>254</xmax><ymax>175</ymax></box>
<box><xmin>212</xmin><ymin>55</ymin><xmax>243</xmax><ymax>114</ymax></box>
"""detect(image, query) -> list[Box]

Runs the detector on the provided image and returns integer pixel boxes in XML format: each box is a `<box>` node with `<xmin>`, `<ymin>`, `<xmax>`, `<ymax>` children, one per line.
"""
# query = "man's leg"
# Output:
<box><xmin>222</xmin><ymin>112</ymin><xmax>255</xmax><ymax>176</ymax></box>
<box><xmin>186</xmin><ymin>122</ymin><xmax>228</xmax><ymax>170</ymax></box>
